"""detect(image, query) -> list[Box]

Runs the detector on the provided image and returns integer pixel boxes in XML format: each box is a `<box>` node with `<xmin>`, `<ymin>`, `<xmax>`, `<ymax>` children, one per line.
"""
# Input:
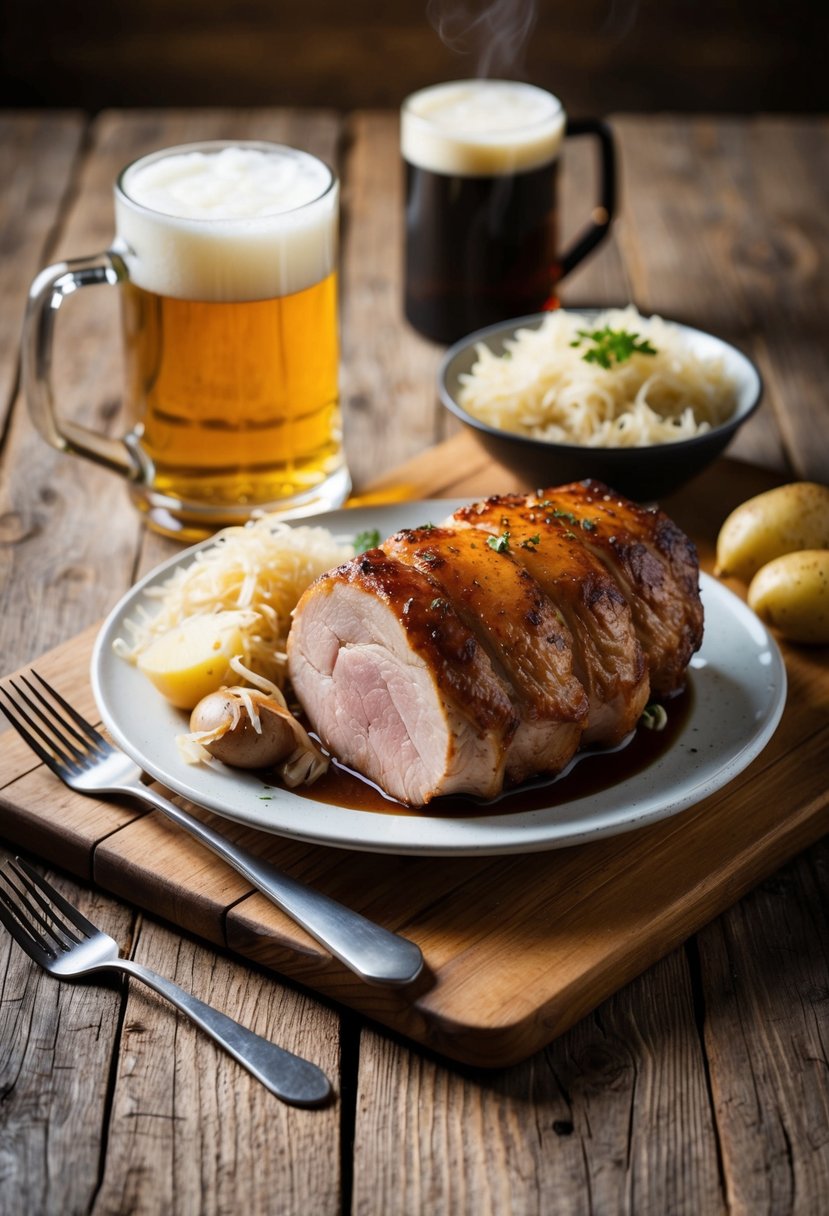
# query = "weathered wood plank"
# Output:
<box><xmin>698</xmin><ymin>840</ymin><xmax>829</xmax><ymax>1215</ymax></box>
<box><xmin>612</xmin><ymin>115</ymin><xmax>829</xmax><ymax>480</ymax></box>
<box><xmin>0</xmin><ymin>112</ymin><xmax>85</xmax><ymax>428</ymax></box>
<box><xmin>0</xmin><ymin>845</ymin><xmax>133</xmax><ymax>1216</ymax></box>
<box><xmin>340</xmin><ymin>111</ymin><xmax>446</xmax><ymax>484</ymax></box>
<box><xmin>352</xmin><ymin>950</ymin><xmax>723</xmax><ymax>1216</ymax></box>
<box><xmin>91</xmin><ymin>915</ymin><xmax>342</xmax><ymax>1216</ymax></box>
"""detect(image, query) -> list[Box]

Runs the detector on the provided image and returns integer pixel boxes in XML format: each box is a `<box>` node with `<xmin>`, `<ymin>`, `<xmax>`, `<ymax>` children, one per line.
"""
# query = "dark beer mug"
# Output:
<box><xmin>401</xmin><ymin>81</ymin><xmax>616</xmax><ymax>345</ymax></box>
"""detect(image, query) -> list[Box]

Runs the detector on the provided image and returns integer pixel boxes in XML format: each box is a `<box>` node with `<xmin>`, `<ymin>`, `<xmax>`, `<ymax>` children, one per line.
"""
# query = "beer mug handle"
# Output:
<box><xmin>22</xmin><ymin>251</ymin><xmax>144</xmax><ymax>479</ymax></box>
<box><xmin>559</xmin><ymin>118</ymin><xmax>617</xmax><ymax>278</ymax></box>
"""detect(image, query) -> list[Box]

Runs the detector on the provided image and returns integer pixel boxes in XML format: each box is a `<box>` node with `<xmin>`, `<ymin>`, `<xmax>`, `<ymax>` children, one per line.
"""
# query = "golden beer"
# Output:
<box><xmin>120</xmin><ymin>272</ymin><xmax>342</xmax><ymax>510</ymax></box>
<box><xmin>114</xmin><ymin>141</ymin><xmax>348</xmax><ymax>536</ymax></box>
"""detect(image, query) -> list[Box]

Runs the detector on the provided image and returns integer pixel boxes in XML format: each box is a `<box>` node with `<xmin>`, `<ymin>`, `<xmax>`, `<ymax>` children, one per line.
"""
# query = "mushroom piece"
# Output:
<box><xmin>182</xmin><ymin>685</ymin><xmax>329</xmax><ymax>786</ymax></box>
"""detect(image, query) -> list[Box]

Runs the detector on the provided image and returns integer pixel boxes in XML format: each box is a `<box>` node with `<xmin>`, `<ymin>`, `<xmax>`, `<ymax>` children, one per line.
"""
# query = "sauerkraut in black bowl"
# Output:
<box><xmin>438</xmin><ymin>307</ymin><xmax>762</xmax><ymax>501</ymax></box>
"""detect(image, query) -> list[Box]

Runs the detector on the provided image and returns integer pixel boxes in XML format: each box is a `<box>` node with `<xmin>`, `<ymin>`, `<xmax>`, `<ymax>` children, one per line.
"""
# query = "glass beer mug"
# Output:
<box><xmin>23</xmin><ymin>141</ymin><xmax>350</xmax><ymax>539</ymax></box>
<box><xmin>401</xmin><ymin>81</ymin><xmax>616</xmax><ymax>345</ymax></box>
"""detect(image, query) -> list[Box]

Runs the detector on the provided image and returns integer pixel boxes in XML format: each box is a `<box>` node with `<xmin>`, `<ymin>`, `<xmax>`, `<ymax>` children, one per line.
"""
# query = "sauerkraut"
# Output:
<box><xmin>114</xmin><ymin>514</ymin><xmax>352</xmax><ymax>690</ymax></box>
<box><xmin>457</xmin><ymin>307</ymin><xmax>737</xmax><ymax>447</ymax></box>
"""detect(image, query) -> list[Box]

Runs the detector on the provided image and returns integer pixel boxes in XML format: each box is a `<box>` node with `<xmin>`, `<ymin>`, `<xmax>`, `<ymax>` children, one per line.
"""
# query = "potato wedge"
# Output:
<box><xmin>137</xmin><ymin>613</ymin><xmax>243</xmax><ymax>708</ymax></box>
<box><xmin>715</xmin><ymin>481</ymin><xmax>829</xmax><ymax>582</ymax></box>
<box><xmin>747</xmin><ymin>549</ymin><xmax>829</xmax><ymax>644</ymax></box>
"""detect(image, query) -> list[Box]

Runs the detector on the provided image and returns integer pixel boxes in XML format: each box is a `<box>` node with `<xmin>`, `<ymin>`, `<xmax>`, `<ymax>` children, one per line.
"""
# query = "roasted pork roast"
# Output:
<box><xmin>287</xmin><ymin>483</ymin><xmax>703</xmax><ymax>805</ymax></box>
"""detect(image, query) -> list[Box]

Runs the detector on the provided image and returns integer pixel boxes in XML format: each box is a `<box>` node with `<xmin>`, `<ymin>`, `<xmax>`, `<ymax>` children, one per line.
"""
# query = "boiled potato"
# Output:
<box><xmin>137</xmin><ymin>614</ymin><xmax>243</xmax><ymax>708</ymax></box>
<box><xmin>748</xmin><ymin>549</ymin><xmax>829</xmax><ymax>644</ymax></box>
<box><xmin>715</xmin><ymin>481</ymin><xmax>829</xmax><ymax>582</ymax></box>
<box><xmin>189</xmin><ymin>690</ymin><xmax>296</xmax><ymax>768</ymax></box>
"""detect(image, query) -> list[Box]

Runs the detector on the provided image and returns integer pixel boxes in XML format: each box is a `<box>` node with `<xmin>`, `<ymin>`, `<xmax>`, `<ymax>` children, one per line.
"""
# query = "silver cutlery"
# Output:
<box><xmin>0</xmin><ymin>672</ymin><xmax>424</xmax><ymax>986</ymax></box>
<box><xmin>0</xmin><ymin>856</ymin><xmax>331</xmax><ymax>1107</ymax></box>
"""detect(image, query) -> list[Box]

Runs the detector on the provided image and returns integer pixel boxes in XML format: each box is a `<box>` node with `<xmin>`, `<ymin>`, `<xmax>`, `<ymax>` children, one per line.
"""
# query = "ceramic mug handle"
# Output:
<box><xmin>559</xmin><ymin>117</ymin><xmax>617</xmax><ymax>278</ymax></box>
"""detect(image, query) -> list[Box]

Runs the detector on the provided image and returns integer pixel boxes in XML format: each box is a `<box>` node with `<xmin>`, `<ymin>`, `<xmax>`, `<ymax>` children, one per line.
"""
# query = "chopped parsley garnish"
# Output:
<box><xmin>553</xmin><ymin>509</ymin><xmax>579</xmax><ymax>525</ymax></box>
<box><xmin>487</xmin><ymin>531</ymin><xmax>511</xmax><ymax>553</ymax></box>
<box><xmin>354</xmin><ymin>528</ymin><xmax>381</xmax><ymax>554</ymax></box>
<box><xmin>429</xmin><ymin>597</ymin><xmax>447</xmax><ymax>611</ymax></box>
<box><xmin>570</xmin><ymin>326</ymin><xmax>658</xmax><ymax>369</ymax></box>
<box><xmin>521</xmin><ymin>534</ymin><xmax>541</xmax><ymax>550</ymax></box>
<box><xmin>581</xmin><ymin>518</ymin><xmax>598</xmax><ymax>532</ymax></box>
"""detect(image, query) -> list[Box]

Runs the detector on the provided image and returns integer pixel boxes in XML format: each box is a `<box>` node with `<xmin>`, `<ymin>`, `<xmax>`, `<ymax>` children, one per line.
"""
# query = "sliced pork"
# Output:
<box><xmin>451</xmin><ymin>496</ymin><xmax>650</xmax><ymax>745</ymax></box>
<box><xmin>286</xmin><ymin>548</ymin><xmax>517</xmax><ymax>805</ymax></box>
<box><xmin>521</xmin><ymin>482</ymin><xmax>703</xmax><ymax>695</ymax></box>
<box><xmin>287</xmin><ymin>482</ymin><xmax>703</xmax><ymax>806</ymax></box>
<box><xmin>384</xmin><ymin>525</ymin><xmax>588</xmax><ymax>784</ymax></box>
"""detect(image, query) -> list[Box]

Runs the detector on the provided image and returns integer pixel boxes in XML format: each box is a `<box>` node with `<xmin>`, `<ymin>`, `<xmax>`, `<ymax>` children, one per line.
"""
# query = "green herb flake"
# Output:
<box><xmin>553</xmin><ymin>509</ymin><xmax>579</xmax><ymax>525</ymax></box>
<box><xmin>570</xmin><ymin>326</ymin><xmax>658</xmax><ymax>370</ymax></box>
<box><xmin>487</xmin><ymin>531</ymin><xmax>511</xmax><ymax>553</ymax></box>
<box><xmin>354</xmin><ymin>528</ymin><xmax>381</xmax><ymax>554</ymax></box>
<box><xmin>581</xmin><ymin>518</ymin><xmax>598</xmax><ymax>532</ymax></box>
<box><xmin>521</xmin><ymin>534</ymin><xmax>541</xmax><ymax>550</ymax></box>
<box><xmin>429</xmin><ymin>597</ymin><xmax>447</xmax><ymax>612</ymax></box>
<box><xmin>640</xmin><ymin>704</ymin><xmax>668</xmax><ymax>731</ymax></box>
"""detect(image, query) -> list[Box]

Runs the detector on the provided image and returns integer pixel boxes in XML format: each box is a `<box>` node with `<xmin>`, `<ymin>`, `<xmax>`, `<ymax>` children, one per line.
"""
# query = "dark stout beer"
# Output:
<box><xmin>402</xmin><ymin>81</ymin><xmax>565</xmax><ymax>345</ymax></box>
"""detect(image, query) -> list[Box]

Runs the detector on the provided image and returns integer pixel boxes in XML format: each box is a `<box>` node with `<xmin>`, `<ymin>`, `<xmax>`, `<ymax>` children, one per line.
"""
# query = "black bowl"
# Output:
<box><xmin>438</xmin><ymin>310</ymin><xmax>763</xmax><ymax>501</ymax></box>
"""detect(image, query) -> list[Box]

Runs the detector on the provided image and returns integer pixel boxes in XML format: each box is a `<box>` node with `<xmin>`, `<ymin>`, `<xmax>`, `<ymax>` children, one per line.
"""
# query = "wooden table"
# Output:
<box><xmin>1</xmin><ymin>109</ymin><xmax>827</xmax><ymax>1214</ymax></box>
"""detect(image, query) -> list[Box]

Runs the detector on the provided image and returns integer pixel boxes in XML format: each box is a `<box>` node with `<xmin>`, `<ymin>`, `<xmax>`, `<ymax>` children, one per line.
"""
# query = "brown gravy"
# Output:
<box><xmin>292</xmin><ymin>685</ymin><xmax>693</xmax><ymax>818</ymax></box>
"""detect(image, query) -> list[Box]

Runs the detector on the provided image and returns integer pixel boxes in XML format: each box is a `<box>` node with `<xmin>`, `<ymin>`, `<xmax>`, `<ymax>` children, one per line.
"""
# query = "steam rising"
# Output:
<box><xmin>427</xmin><ymin>0</ymin><xmax>538</xmax><ymax>78</ymax></box>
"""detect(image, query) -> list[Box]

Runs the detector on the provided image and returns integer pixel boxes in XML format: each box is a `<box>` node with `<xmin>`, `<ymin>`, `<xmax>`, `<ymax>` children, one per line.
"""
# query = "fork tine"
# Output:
<box><xmin>5</xmin><ymin>861</ymin><xmax>83</xmax><ymax>948</ymax></box>
<box><xmin>0</xmin><ymin>684</ymin><xmax>67</xmax><ymax>777</ymax></box>
<box><xmin>15</xmin><ymin>857</ymin><xmax>99</xmax><ymax>941</ymax></box>
<box><xmin>30</xmin><ymin>672</ymin><xmax>109</xmax><ymax>751</ymax></box>
<box><xmin>2</xmin><ymin>677</ymin><xmax>90</xmax><ymax>773</ymax></box>
<box><xmin>0</xmin><ymin>871</ymin><xmax>53</xmax><ymax>967</ymax></box>
<box><xmin>21</xmin><ymin>673</ymin><xmax>96</xmax><ymax>754</ymax></box>
<box><xmin>20</xmin><ymin>673</ymin><xmax>105</xmax><ymax>761</ymax></box>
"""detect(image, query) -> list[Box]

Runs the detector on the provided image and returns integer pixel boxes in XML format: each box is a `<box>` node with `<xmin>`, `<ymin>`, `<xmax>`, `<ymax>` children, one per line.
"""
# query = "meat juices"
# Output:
<box><xmin>287</xmin><ymin>483</ymin><xmax>704</xmax><ymax>806</ymax></box>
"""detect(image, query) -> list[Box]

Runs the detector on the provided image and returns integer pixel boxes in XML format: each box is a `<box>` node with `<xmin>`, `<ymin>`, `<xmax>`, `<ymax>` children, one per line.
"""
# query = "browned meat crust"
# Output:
<box><xmin>451</xmin><ymin>494</ymin><xmax>650</xmax><ymax>745</ymax></box>
<box><xmin>528</xmin><ymin>481</ymin><xmax>704</xmax><ymax>694</ymax></box>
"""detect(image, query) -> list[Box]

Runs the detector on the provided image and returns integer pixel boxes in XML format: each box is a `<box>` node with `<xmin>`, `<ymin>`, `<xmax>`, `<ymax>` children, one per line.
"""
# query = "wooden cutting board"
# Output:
<box><xmin>1</xmin><ymin>435</ymin><xmax>827</xmax><ymax>1067</ymax></box>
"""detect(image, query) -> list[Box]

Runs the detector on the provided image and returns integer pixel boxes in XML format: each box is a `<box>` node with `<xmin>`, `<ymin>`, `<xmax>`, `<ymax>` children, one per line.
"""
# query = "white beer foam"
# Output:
<box><xmin>402</xmin><ymin>80</ymin><xmax>565</xmax><ymax>177</ymax></box>
<box><xmin>115</xmin><ymin>144</ymin><xmax>337</xmax><ymax>301</ymax></box>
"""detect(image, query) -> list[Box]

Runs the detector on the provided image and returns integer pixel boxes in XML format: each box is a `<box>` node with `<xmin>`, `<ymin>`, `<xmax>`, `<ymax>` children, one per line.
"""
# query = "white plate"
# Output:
<box><xmin>91</xmin><ymin>500</ymin><xmax>787</xmax><ymax>856</ymax></box>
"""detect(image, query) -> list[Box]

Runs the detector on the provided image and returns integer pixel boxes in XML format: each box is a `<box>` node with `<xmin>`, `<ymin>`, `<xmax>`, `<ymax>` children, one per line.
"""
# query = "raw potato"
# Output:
<box><xmin>748</xmin><ymin>550</ymin><xmax>829</xmax><ymax>644</ymax></box>
<box><xmin>137</xmin><ymin>614</ymin><xmax>243</xmax><ymax>708</ymax></box>
<box><xmin>715</xmin><ymin>481</ymin><xmax>829</xmax><ymax>582</ymax></box>
<box><xmin>189</xmin><ymin>691</ymin><xmax>296</xmax><ymax>768</ymax></box>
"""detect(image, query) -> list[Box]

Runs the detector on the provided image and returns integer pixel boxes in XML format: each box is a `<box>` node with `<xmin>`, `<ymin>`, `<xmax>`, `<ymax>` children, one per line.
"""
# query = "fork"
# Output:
<box><xmin>0</xmin><ymin>672</ymin><xmax>423</xmax><ymax>986</ymax></box>
<box><xmin>0</xmin><ymin>856</ymin><xmax>331</xmax><ymax>1106</ymax></box>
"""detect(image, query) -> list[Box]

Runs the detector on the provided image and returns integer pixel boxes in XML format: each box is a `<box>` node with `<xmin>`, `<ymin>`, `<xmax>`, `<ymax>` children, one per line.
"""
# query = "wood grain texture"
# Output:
<box><xmin>0</xmin><ymin>113</ymin><xmax>84</xmax><ymax>429</ymax></box>
<box><xmin>340</xmin><ymin>111</ymin><xmax>445</xmax><ymax>482</ymax></box>
<box><xmin>353</xmin><ymin>950</ymin><xmax>724</xmax><ymax>1216</ymax></box>
<box><xmin>698</xmin><ymin>842</ymin><xmax>829</xmax><ymax>1214</ymax></box>
<box><xmin>0</xmin><ymin>845</ymin><xmax>134</xmax><ymax>1216</ymax></box>
<box><xmin>92</xmin><ymin>916</ymin><xmax>341</xmax><ymax>1216</ymax></box>
<box><xmin>611</xmin><ymin>115</ymin><xmax>829</xmax><ymax>479</ymax></box>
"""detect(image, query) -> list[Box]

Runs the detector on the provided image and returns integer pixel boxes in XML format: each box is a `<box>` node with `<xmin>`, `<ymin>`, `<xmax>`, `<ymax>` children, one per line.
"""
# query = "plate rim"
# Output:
<box><xmin>90</xmin><ymin>500</ymin><xmax>788</xmax><ymax>856</ymax></box>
